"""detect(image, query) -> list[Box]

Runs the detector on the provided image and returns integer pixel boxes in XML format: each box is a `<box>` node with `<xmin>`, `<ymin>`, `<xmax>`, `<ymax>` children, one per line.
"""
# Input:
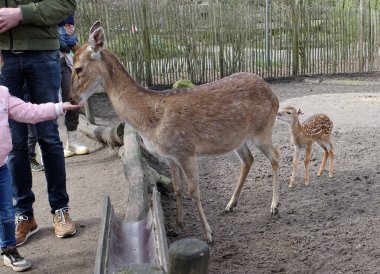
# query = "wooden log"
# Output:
<box><xmin>78</xmin><ymin>114</ymin><xmax>124</xmax><ymax>146</ymax></box>
<box><xmin>168</xmin><ymin>238</ymin><xmax>210</xmax><ymax>274</ymax></box>
<box><xmin>121</xmin><ymin>126</ymin><xmax>150</xmax><ymax>221</ymax></box>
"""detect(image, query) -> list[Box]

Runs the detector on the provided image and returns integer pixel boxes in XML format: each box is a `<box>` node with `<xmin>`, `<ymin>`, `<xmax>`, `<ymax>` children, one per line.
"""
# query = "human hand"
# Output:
<box><xmin>0</xmin><ymin>7</ymin><xmax>22</xmax><ymax>33</ymax></box>
<box><xmin>62</xmin><ymin>102</ymin><xmax>82</xmax><ymax>111</ymax></box>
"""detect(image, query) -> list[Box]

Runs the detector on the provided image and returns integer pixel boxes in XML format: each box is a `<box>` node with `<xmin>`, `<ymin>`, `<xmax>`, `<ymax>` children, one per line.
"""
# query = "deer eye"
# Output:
<box><xmin>75</xmin><ymin>67</ymin><xmax>83</xmax><ymax>75</ymax></box>
<box><xmin>286</xmin><ymin>111</ymin><xmax>291</xmax><ymax>114</ymax></box>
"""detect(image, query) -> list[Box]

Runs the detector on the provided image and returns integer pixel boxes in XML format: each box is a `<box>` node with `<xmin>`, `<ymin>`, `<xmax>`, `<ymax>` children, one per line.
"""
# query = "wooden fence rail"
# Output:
<box><xmin>75</xmin><ymin>0</ymin><xmax>380</xmax><ymax>86</ymax></box>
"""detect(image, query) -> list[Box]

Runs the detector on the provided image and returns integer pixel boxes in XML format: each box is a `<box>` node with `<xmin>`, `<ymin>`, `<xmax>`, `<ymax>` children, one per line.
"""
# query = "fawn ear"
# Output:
<box><xmin>297</xmin><ymin>108</ymin><xmax>304</xmax><ymax>115</ymax></box>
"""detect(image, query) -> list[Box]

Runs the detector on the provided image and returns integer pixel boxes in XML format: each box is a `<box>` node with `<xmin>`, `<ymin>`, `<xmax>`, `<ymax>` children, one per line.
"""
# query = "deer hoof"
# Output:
<box><xmin>224</xmin><ymin>201</ymin><xmax>237</xmax><ymax>212</ymax></box>
<box><xmin>206</xmin><ymin>231</ymin><xmax>214</xmax><ymax>244</ymax></box>
<box><xmin>271</xmin><ymin>205</ymin><xmax>280</xmax><ymax>217</ymax></box>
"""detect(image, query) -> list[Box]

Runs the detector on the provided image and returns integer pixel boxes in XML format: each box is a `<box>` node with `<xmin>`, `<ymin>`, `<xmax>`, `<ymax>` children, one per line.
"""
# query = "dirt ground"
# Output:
<box><xmin>1</xmin><ymin>73</ymin><xmax>379</xmax><ymax>274</ymax></box>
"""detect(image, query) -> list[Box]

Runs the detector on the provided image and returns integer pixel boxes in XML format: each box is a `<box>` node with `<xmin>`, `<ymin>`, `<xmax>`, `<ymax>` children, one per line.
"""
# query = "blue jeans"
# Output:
<box><xmin>0</xmin><ymin>50</ymin><xmax>69</xmax><ymax>217</ymax></box>
<box><xmin>24</xmin><ymin>89</ymin><xmax>39</xmax><ymax>158</ymax></box>
<box><xmin>0</xmin><ymin>165</ymin><xmax>16</xmax><ymax>248</ymax></box>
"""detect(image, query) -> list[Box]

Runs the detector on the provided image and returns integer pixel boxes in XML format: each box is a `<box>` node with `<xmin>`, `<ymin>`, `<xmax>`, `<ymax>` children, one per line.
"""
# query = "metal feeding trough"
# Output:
<box><xmin>94</xmin><ymin>188</ymin><xmax>168</xmax><ymax>274</ymax></box>
<box><xmin>94</xmin><ymin>189</ymin><xmax>210</xmax><ymax>274</ymax></box>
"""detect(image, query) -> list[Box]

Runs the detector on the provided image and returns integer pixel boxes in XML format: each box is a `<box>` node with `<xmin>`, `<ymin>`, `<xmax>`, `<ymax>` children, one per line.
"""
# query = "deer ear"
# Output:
<box><xmin>297</xmin><ymin>108</ymin><xmax>304</xmax><ymax>115</ymax></box>
<box><xmin>90</xmin><ymin>21</ymin><xmax>102</xmax><ymax>34</ymax></box>
<box><xmin>89</xmin><ymin>26</ymin><xmax>105</xmax><ymax>54</ymax></box>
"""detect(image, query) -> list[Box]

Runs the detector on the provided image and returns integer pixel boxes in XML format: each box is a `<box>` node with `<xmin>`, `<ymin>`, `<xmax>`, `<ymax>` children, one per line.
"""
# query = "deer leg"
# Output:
<box><xmin>225</xmin><ymin>143</ymin><xmax>254</xmax><ymax>212</ymax></box>
<box><xmin>304</xmin><ymin>144</ymin><xmax>312</xmax><ymax>185</ymax></box>
<box><xmin>178</xmin><ymin>156</ymin><xmax>213</xmax><ymax>243</ymax></box>
<box><xmin>168</xmin><ymin>160</ymin><xmax>184</xmax><ymax>231</ymax></box>
<box><xmin>317</xmin><ymin>143</ymin><xmax>328</xmax><ymax>177</ymax></box>
<box><xmin>328</xmin><ymin>143</ymin><xmax>334</xmax><ymax>178</ymax></box>
<box><xmin>256</xmin><ymin>142</ymin><xmax>280</xmax><ymax>216</ymax></box>
<box><xmin>290</xmin><ymin>147</ymin><xmax>301</xmax><ymax>188</ymax></box>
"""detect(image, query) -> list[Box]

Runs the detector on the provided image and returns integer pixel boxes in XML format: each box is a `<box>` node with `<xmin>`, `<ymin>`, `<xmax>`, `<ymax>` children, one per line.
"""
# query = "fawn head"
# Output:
<box><xmin>277</xmin><ymin>106</ymin><xmax>303</xmax><ymax>124</ymax></box>
<box><xmin>70</xmin><ymin>21</ymin><xmax>107</xmax><ymax>105</ymax></box>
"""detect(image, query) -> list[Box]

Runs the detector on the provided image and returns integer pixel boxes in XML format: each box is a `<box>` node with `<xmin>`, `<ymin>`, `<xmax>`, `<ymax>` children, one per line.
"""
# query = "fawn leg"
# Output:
<box><xmin>317</xmin><ymin>143</ymin><xmax>328</xmax><ymax>177</ymax></box>
<box><xmin>225</xmin><ymin>143</ymin><xmax>254</xmax><ymax>212</ymax></box>
<box><xmin>290</xmin><ymin>147</ymin><xmax>301</xmax><ymax>188</ymax></box>
<box><xmin>328</xmin><ymin>143</ymin><xmax>334</xmax><ymax>178</ymax></box>
<box><xmin>304</xmin><ymin>144</ymin><xmax>312</xmax><ymax>185</ymax></box>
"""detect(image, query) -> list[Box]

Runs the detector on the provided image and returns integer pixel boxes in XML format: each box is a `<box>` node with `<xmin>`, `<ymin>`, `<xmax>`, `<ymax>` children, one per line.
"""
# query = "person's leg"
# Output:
<box><xmin>60</xmin><ymin>57</ymin><xmax>89</xmax><ymax>157</ymax></box>
<box><xmin>0</xmin><ymin>165</ymin><xmax>31</xmax><ymax>272</ymax></box>
<box><xmin>0</xmin><ymin>165</ymin><xmax>16</xmax><ymax>248</ymax></box>
<box><xmin>23</xmin><ymin>87</ymin><xmax>44</xmax><ymax>172</ymax></box>
<box><xmin>27</xmin><ymin>124</ymin><xmax>37</xmax><ymax>159</ymax></box>
<box><xmin>24</xmin><ymin>51</ymin><xmax>76</xmax><ymax>238</ymax></box>
<box><xmin>0</xmin><ymin>52</ymin><xmax>35</xmax><ymax>218</ymax></box>
<box><xmin>25</xmin><ymin>51</ymin><xmax>69</xmax><ymax>212</ymax></box>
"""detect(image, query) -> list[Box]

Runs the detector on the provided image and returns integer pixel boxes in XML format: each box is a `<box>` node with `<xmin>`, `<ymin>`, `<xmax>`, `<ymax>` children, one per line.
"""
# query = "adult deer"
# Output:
<box><xmin>277</xmin><ymin>106</ymin><xmax>334</xmax><ymax>188</ymax></box>
<box><xmin>70</xmin><ymin>22</ymin><xmax>280</xmax><ymax>243</ymax></box>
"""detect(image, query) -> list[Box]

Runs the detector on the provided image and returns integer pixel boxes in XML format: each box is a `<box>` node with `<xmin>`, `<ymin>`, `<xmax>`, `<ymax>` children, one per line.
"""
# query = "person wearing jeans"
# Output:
<box><xmin>0</xmin><ymin>0</ymin><xmax>77</xmax><ymax>248</ymax></box>
<box><xmin>58</xmin><ymin>15</ymin><xmax>89</xmax><ymax>158</ymax></box>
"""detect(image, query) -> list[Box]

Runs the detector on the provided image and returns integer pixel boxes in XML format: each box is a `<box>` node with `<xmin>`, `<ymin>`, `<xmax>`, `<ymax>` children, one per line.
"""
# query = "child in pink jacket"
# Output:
<box><xmin>0</xmin><ymin>85</ymin><xmax>81</xmax><ymax>272</ymax></box>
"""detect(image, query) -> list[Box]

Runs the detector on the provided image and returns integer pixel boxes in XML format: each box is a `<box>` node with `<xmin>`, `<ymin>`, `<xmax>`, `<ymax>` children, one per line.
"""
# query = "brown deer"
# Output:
<box><xmin>277</xmin><ymin>106</ymin><xmax>334</xmax><ymax>188</ymax></box>
<box><xmin>70</xmin><ymin>22</ymin><xmax>280</xmax><ymax>243</ymax></box>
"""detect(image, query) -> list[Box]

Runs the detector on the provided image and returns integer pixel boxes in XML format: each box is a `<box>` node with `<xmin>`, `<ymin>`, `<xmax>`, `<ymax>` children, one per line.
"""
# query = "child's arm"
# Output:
<box><xmin>8</xmin><ymin>93</ymin><xmax>81</xmax><ymax>124</ymax></box>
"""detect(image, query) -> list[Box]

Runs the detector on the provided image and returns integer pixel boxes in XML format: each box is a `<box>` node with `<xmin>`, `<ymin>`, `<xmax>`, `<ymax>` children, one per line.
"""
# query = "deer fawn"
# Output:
<box><xmin>70</xmin><ymin>22</ymin><xmax>280</xmax><ymax>243</ymax></box>
<box><xmin>277</xmin><ymin>106</ymin><xmax>334</xmax><ymax>188</ymax></box>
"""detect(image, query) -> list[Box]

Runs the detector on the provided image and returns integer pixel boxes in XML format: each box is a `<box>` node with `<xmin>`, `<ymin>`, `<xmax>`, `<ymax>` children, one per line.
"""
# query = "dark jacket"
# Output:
<box><xmin>0</xmin><ymin>0</ymin><xmax>76</xmax><ymax>51</ymax></box>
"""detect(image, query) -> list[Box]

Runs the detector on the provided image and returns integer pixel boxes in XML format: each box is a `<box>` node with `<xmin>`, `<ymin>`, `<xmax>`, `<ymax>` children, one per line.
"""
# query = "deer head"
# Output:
<box><xmin>70</xmin><ymin>21</ymin><xmax>107</xmax><ymax>105</ymax></box>
<box><xmin>276</xmin><ymin>106</ymin><xmax>302</xmax><ymax>124</ymax></box>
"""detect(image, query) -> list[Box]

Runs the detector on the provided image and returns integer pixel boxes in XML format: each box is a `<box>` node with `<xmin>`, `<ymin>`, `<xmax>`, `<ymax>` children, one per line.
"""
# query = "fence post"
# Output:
<box><xmin>168</xmin><ymin>238</ymin><xmax>210</xmax><ymax>274</ymax></box>
<box><xmin>142</xmin><ymin>0</ymin><xmax>153</xmax><ymax>87</ymax></box>
<box><xmin>359</xmin><ymin>0</ymin><xmax>365</xmax><ymax>72</ymax></box>
<box><xmin>292</xmin><ymin>0</ymin><xmax>300</xmax><ymax>76</ymax></box>
<box><xmin>265</xmin><ymin>0</ymin><xmax>271</xmax><ymax>76</ymax></box>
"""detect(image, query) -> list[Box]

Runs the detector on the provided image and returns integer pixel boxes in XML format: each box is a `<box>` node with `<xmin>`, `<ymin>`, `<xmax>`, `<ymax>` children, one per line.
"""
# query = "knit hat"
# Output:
<box><xmin>58</xmin><ymin>15</ymin><xmax>75</xmax><ymax>27</ymax></box>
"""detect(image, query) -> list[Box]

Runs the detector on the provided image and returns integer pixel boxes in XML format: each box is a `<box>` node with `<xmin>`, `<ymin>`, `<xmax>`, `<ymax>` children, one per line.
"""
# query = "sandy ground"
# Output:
<box><xmin>1</xmin><ymin>73</ymin><xmax>380</xmax><ymax>274</ymax></box>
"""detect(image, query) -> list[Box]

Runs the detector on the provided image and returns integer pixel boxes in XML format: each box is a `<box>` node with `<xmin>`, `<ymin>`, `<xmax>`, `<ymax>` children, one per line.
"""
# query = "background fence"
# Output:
<box><xmin>75</xmin><ymin>0</ymin><xmax>380</xmax><ymax>86</ymax></box>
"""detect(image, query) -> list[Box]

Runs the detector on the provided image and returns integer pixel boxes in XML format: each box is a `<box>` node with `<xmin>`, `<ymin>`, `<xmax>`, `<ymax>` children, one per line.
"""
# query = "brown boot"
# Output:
<box><xmin>53</xmin><ymin>207</ymin><xmax>76</xmax><ymax>238</ymax></box>
<box><xmin>15</xmin><ymin>215</ymin><xmax>39</xmax><ymax>247</ymax></box>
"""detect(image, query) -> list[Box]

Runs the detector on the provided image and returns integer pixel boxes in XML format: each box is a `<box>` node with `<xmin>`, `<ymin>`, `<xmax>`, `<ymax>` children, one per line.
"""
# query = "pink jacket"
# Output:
<box><xmin>0</xmin><ymin>86</ymin><xmax>64</xmax><ymax>167</ymax></box>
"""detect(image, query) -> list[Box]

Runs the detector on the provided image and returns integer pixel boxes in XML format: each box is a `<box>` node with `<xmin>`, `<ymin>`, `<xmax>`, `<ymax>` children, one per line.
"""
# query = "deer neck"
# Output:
<box><xmin>103</xmin><ymin>56</ymin><xmax>162</xmax><ymax>136</ymax></box>
<box><xmin>288</xmin><ymin>119</ymin><xmax>307</xmax><ymax>147</ymax></box>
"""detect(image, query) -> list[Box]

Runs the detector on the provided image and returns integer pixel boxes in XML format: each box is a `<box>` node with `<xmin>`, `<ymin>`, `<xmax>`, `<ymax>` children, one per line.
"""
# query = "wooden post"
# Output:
<box><xmin>84</xmin><ymin>98</ymin><xmax>95</xmax><ymax>124</ymax></box>
<box><xmin>358</xmin><ymin>0</ymin><xmax>365</xmax><ymax>72</ymax></box>
<box><xmin>142</xmin><ymin>0</ymin><xmax>153</xmax><ymax>87</ymax></box>
<box><xmin>168</xmin><ymin>238</ymin><xmax>210</xmax><ymax>274</ymax></box>
<box><xmin>292</xmin><ymin>0</ymin><xmax>300</xmax><ymax>76</ymax></box>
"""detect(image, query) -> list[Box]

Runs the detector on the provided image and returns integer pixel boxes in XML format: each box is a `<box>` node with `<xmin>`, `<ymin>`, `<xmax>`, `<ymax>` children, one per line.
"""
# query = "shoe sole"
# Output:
<box><xmin>4</xmin><ymin>260</ymin><xmax>32</xmax><ymax>272</ymax></box>
<box><xmin>56</xmin><ymin>228</ymin><xmax>77</xmax><ymax>238</ymax></box>
<box><xmin>16</xmin><ymin>226</ymin><xmax>39</xmax><ymax>247</ymax></box>
<box><xmin>64</xmin><ymin>150</ymin><xmax>89</xmax><ymax>158</ymax></box>
<box><xmin>31</xmin><ymin>168</ymin><xmax>44</xmax><ymax>172</ymax></box>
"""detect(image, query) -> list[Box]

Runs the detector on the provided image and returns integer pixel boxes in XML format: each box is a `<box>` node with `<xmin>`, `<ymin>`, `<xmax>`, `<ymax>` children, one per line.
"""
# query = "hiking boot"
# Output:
<box><xmin>29</xmin><ymin>156</ymin><xmax>44</xmax><ymax>172</ymax></box>
<box><xmin>15</xmin><ymin>215</ymin><xmax>39</xmax><ymax>247</ymax></box>
<box><xmin>64</xmin><ymin>130</ymin><xmax>89</xmax><ymax>158</ymax></box>
<box><xmin>1</xmin><ymin>246</ymin><xmax>32</xmax><ymax>272</ymax></box>
<box><xmin>53</xmin><ymin>207</ymin><xmax>76</xmax><ymax>238</ymax></box>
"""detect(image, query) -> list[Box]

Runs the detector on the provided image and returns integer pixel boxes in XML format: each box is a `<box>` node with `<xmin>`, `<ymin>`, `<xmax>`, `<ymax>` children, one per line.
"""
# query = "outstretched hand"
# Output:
<box><xmin>62</xmin><ymin>102</ymin><xmax>82</xmax><ymax>111</ymax></box>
